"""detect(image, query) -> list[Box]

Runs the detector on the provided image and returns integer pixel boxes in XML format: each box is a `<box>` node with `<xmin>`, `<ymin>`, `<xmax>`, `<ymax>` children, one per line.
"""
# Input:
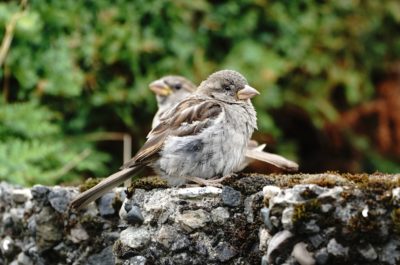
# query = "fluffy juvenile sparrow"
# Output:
<box><xmin>71</xmin><ymin>70</ymin><xmax>259</xmax><ymax>209</ymax></box>
<box><xmin>150</xmin><ymin>76</ymin><xmax>299</xmax><ymax>172</ymax></box>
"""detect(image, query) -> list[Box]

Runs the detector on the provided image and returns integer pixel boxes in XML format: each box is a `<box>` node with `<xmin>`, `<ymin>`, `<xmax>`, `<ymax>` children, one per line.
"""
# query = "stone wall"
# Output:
<box><xmin>1</xmin><ymin>173</ymin><xmax>400</xmax><ymax>264</ymax></box>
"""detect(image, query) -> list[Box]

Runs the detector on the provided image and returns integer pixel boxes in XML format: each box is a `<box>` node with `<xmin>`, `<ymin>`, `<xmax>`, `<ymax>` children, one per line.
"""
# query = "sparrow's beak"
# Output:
<box><xmin>149</xmin><ymin>79</ymin><xmax>173</xmax><ymax>96</ymax></box>
<box><xmin>237</xmin><ymin>85</ymin><xmax>260</xmax><ymax>100</ymax></box>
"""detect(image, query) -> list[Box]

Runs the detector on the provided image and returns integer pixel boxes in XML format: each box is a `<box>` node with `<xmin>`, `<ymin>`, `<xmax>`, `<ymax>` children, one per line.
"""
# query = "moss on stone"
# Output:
<box><xmin>292</xmin><ymin>199</ymin><xmax>321</xmax><ymax>225</ymax></box>
<box><xmin>79</xmin><ymin>178</ymin><xmax>102</xmax><ymax>192</ymax></box>
<box><xmin>127</xmin><ymin>176</ymin><xmax>168</xmax><ymax>195</ymax></box>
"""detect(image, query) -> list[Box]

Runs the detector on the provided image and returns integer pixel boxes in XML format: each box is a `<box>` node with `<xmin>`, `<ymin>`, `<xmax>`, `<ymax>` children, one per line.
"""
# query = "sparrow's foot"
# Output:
<box><xmin>183</xmin><ymin>175</ymin><xmax>232</xmax><ymax>187</ymax></box>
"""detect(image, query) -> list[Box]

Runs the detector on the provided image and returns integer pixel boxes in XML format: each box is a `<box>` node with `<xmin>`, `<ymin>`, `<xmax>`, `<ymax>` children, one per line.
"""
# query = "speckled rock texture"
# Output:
<box><xmin>1</xmin><ymin>173</ymin><xmax>400</xmax><ymax>265</ymax></box>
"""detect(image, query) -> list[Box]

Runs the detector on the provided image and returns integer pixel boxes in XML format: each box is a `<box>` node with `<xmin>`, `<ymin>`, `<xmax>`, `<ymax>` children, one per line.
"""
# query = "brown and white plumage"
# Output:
<box><xmin>150</xmin><ymin>75</ymin><xmax>299</xmax><ymax>172</ymax></box>
<box><xmin>70</xmin><ymin>70</ymin><xmax>259</xmax><ymax>209</ymax></box>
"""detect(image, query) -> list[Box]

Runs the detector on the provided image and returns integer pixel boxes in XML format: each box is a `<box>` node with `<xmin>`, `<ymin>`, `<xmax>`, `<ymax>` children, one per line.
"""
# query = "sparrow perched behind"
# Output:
<box><xmin>149</xmin><ymin>76</ymin><xmax>299</xmax><ymax>172</ymax></box>
<box><xmin>149</xmin><ymin>76</ymin><xmax>196</xmax><ymax>128</ymax></box>
<box><xmin>71</xmin><ymin>70</ymin><xmax>259</xmax><ymax>209</ymax></box>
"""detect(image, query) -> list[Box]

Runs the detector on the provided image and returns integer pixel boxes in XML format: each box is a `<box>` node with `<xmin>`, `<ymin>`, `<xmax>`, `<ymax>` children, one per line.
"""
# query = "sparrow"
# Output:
<box><xmin>149</xmin><ymin>76</ymin><xmax>196</xmax><ymax>128</ymax></box>
<box><xmin>149</xmin><ymin>76</ymin><xmax>299</xmax><ymax>172</ymax></box>
<box><xmin>71</xmin><ymin>70</ymin><xmax>259</xmax><ymax>209</ymax></box>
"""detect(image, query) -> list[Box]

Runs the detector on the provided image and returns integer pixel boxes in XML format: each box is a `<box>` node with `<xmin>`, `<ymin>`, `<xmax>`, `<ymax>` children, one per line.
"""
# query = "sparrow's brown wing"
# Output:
<box><xmin>121</xmin><ymin>97</ymin><xmax>222</xmax><ymax>169</ymax></box>
<box><xmin>71</xmin><ymin>97</ymin><xmax>223</xmax><ymax>210</ymax></box>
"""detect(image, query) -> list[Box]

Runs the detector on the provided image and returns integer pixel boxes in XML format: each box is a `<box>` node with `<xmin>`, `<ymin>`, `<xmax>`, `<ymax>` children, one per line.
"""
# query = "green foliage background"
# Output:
<box><xmin>1</xmin><ymin>0</ymin><xmax>400</xmax><ymax>185</ymax></box>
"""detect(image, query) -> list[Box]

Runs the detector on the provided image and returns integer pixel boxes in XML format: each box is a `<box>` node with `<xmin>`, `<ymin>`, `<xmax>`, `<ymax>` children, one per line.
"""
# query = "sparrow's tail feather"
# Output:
<box><xmin>70</xmin><ymin>166</ymin><xmax>142</xmax><ymax>210</ymax></box>
<box><xmin>245</xmin><ymin>149</ymin><xmax>299</xmax><ymax>172</ymax></box>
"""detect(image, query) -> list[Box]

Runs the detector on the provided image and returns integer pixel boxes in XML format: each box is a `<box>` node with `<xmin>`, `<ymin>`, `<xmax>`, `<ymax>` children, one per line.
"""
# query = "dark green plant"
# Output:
<box><xmin>1</xmin><ymin>0</ymin><xmax>399</xmax><ymax>185</ymax></box>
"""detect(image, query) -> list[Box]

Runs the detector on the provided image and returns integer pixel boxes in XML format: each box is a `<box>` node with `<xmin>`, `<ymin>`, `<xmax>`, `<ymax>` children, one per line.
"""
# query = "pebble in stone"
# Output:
<box><xmin>48</xmin><ymin>188</ymin><xmax>70</xmax><ymax>213</ymax></box>
<box><xmin>123</xmin><ymin>256</ymin><xmax>147</xmax><ymax>265</ymax></box>
<box><xmin>174</xmin><ymin>186</ymin><xmax>222</xmax><ymax>199</ymax></box>
<box><xmin>211</xmin><ymin>207</ymin><xmax>229</xmax><ymax>225</ymax></box>
<box><xmin>126</xmin><ymin>205</ymin><xmax>144</xmax><ymax>225</ymax></box>
<box><xmin>270</xmin><ymin>216</ymin><xmax>280</xmax><ymax>228</ymax></box>
<box><xmin>31</xmin><ymin>185</ymin><xmax>50</xmax><ymax>201</ymax></box>
<box><xmin>124</xmin><ymin>200</ymin><xmax>133</xmax><ymax>212</ymax></box>
<box><xmin>120</xmin><ymin>227</ymin><xmax>151</xmax><ymax>250</ymax></box>
<box><xmin>393</xmin><ymin>187</ymin><xmax>400</xmax><ymax>205</ymax></box>
<box><xmin>358</xmin><ymin>244</ymin><xmax>377</xmax><ymax>261</ymax></box>
<box><xmin>263</xmin><ymin>186</ymin><xmax>281</xmax><ymax>199</ymax></box>
<box><xmin>327</xmin><ymin>238</ymin><xmax>348</xmax><ymax>257</ymax></box>
<box><xmin>171</xmin><ymin>235</ymin><xmax>190</xmax><ymax>252</ymax></box>
<box><xmin>291</xmin><ymin>242</ymin><xmax>315</xmax><ymax>265</ymax></box>
<box><xmin>317</xmin><ymin>186</ymin><xmax>343</xmax><ymax>200</ymax></box>
<box><xmin>3</xmin><ymin>209</ymin><xmax>25</xmax><ymax>236</ymax></box>
<box><xmin>17</xmin><ymin>252</ymin><xmax>33</xmax><ymax>265</ymax></box>
<box><xmin>11</xmin><ymin>189</ymin><xmax>31</xmax><ymax>203</ymax></box>
<box><xmin>156</xmin><ymin>225</ymin><xmax>178</xmax><ymax>248</ymax></box>
<box><xmin>171</xmin><ymin>253</ymin><xmax>191</xmax><ymax>264</ymax></box>
<box><xmin>308</xmin><ymin>234</ymin><xmax>324</xmax><ymax>249</ymax></box>
<box><xmin>261</xmin><ymin>255</ymin><xmax>268</xmax><ymax>265</ymax></box>
<box><xmin>98</xmin><ymin>192</ymin><xmax>116</xmax><ymax>217</ymax></box>
<box><xmin>195</xmin><ymin>241</ymin><xmax>208</xmax><ymax>256</ymax></box>
<box><xmin>315</xmin><ymin>248</ymin><xmax>329</xmax><ymax>265</ymax></box>
<box><xmin>68</xmin><ymin>224</ymin><xmax>89</xmax><ymax>243</ymax></box>
<box><xmin>176</xmin><ymin>209</ymin><xmax>210</xmax><ymax>232</ymax></box>
<box><xmin>260</xmin><ymin>207</ymin><xmax>273</xmax><ymax>230</ymax></box>
<box><xmin>269</xmin><ymin>187</ymin><xmax>302</xmax><ymax>207</ymax></box>
<box><xmin>380</xmin><ymin>239</ymin><xmax>400</xmax><ymax>264</ymax></box>
<box><xmin>221</xmin><ymin>186</ymin><xmax>241</xmax><ymax>207</ymax></box>
<box><xmin>259</xmin><ymin>228</ymin><xmax>271</xmax><ymax>251</ymax></box>
<box><xmin>281</xmin><ymin>207</ymin><xmax>294</xmax><ymax>230</ymax></box>
<box><xmin>119</xmin><ymin>199</ymin><xmax>130</xmax><ymax>221</ymax></box>
<box><xmin>266</xmin><ymin>230</ymin><xmax>294</xmax><ymax>263</ymax></box>
<box><xmin>304</xmin><ymin>219</ymin><xmax>320</xmax><ymax>233</ymax></box>
<box><xmin>283</xmin><ymin>255</ymin><xmax>298</xmax><ymax>265</ymax></box>
<box><xmin>121</xmin><ymin>200</ymin><xmax>144</xmax><ymax>225</ymax></box>
<box><xmin>35</xmin><ymin>207</ymin><xmax>63</xmax><ymax>250</ymax></box>
<box><xmin>244</xmin><ymin>194</ymin><xmax>259</xmax><ymax>223</ymax></box>
<box><xmin>87</xmin><ymin>246</ymin><xmax>114</xmax><ymax>265</ymax></box>
<box><xmin>0</xmin><ymin>236</ymin><xmax>19</xmax><ymax>258</ymax></box>
<box><xmin>142</xmin><ymin>190</ymin><xmax>175</xmax><ymax>224</ymax></box>
<box><xmin>215</xmin><ymin>242</ymin><xmax>237</xmax><ymax>262</ymax></box>
<box><xmin>320</xmin><ymin>204</ymin><xmax>333</xmax><ymax>213</ymax></box>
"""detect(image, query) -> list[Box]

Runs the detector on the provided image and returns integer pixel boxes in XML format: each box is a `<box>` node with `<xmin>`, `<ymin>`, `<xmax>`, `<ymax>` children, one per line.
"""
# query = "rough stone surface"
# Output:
<box><xmin>211</xmin><ymin>207</ymin><xmax>230</xmax><ymax>225</ymax></box>
<box><xmin>11</xmin><ymin>189</ymin><xmax>31</xmax><ymax>203</ymax></box>
<box><xmin>125</xmin><ymin>204</ymin><xmax>144</xmax><ymax>225</ymax></box>
<box><xmin>1</xmin><ymin>173</ymin><xmax>400</xmax><ymax>264</ymax></box>
<box><xmin>221</xmin><ymin>186</ymin><xmax>241</xmax><ymax>207</ymax></box>
<box><xmin>98</xmin><ymin>192</ymin><xmax>117</xmax><ymax>217</ymax></box>
<box><xmin>357</xmin><ymin>244</ymin><xmax>378</xmax><ymax>261</ymax></box>
<box><xmin>48</xmin><ymin>187</ymin><xmax>71</xmax><ymax>213</ymax></box>
<box><xmin>315</xmin><ymin>247</ymin><xmax>329</xmax><ymax>265</ymax></box>
<box><xmin>215</xmin><ymin>242</ymin><xmax>237</xmax><ymax>262</ymax></box>
<box><xmin>87</xmin><ymin>246</ymin><xmax>115</xmax><ymax>265</ymax></box>
<box><xmin>119</xmin><ymin>227</ymin><xmax>151</xmax><ymax>250</ymax></box>
<box><xmin>0</xmin><ymin>182</ymin><xmax>121</xmax><ymax>265</ymax></box>
<box><xmin>292</xmin><ymin>242</ymin><xmax>315</xmax><ymax>265</ymax></box>
<box><xmin>327</xmin><ymin>238</ymin><xmax>348</xmax><ymax>257</ymax></box>
<box><xmin>175</xmin><ymin>209</ymin><xmax>210</xmax><ymax>232</ymax></box>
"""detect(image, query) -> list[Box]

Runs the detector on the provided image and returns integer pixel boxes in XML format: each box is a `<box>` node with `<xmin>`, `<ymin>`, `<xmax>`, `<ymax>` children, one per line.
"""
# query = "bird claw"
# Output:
<box><xmin>183</xmin><ymin>174</ymin><xmax>233</xmax><ymax>187</ymax></box>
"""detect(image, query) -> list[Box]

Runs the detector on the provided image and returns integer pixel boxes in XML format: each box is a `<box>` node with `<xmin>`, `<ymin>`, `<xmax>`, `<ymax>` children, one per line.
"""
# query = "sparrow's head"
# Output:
<box><xmin>149</xmin><ymin>76</ymin><xmax>196</xmax><ymax>107</ymax></box>
<box><xmin>197</xmin><ymin>70</ymin><xmax>259</xmax><ymax>102</ymax></box>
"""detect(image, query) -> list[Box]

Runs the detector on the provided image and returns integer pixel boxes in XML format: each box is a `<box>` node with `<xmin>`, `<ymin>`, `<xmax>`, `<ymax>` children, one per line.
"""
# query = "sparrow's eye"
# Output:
<box><xmin>174</xmin><ymin>84</ymin><xmax>182</xmax><ymax>90</ymax></box>
<box><xmin>223</xmin><ymin>84</ymin><xmax>231</xmax><ymax>91</ymax></box>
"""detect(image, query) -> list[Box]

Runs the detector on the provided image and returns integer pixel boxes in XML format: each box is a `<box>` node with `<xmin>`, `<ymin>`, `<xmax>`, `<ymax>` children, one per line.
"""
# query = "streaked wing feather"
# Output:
<box><xmin>121</xmin><ymin>97</ymin><xmax>222</xmax><ymax>169</ymax></box>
